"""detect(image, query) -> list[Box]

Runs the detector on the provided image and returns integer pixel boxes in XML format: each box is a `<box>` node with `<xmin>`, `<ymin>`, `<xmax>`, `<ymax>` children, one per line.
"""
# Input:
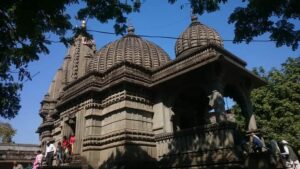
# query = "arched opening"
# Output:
<box><xmin>223</xmin><ymin>85</ymin><xmax>250</xmax><ymax>132</ymax></box>
<box><xmin>172</xmin><ymin>89</ymin><xmax>209</xmax><ymax>131</ymax></box>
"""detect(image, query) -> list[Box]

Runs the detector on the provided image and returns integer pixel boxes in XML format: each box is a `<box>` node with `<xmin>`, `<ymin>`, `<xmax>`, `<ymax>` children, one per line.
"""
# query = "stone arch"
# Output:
<box><xmin>223</xmin><ymin>84</ymin><xmax>252</xmax><ymax>120</ymax></box>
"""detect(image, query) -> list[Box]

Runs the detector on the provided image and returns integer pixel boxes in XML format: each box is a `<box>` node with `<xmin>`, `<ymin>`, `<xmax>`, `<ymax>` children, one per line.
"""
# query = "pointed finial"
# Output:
<box><xmin>81</xmin><ymin>20</ymin><xmax>86</xmax><ymax>29</ymax></box>
<box><xmin>127</xmin><ymin>25</ymin><xmax>135</xmax><ymax>35</ymax></box>
<box><xmin>191</xmin><ymin>14</ymin><xmax>198</xmax><ymax>23</ymax></box>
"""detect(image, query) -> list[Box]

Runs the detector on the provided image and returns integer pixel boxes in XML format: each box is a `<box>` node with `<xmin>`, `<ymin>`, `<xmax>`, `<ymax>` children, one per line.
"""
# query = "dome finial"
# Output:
<box><xmin>127</xmin><ymin>25</ymin><xmax>135</xmax><ymax>35</ymax></box>
<box><xmin>191</xmin><ymin>14</ymin><xmax>198</xmax><ymax>23</ymax></box>
<box><xmin>81</xmin><ymin>20</ymin><xmax>86</xmax><ymax>29</ymax></box>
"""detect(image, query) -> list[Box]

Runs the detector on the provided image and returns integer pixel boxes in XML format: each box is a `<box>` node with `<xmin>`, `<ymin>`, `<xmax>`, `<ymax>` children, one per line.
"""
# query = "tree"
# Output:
<box><xmin>1</xmin><ymin>0</ymin><xmax>299</xmax><ymax>119</ymax></box>
<box><xmin>227</xmin><ymin>0</ymin><xmax>300</xmax><ymax>50</ymax></box>
<box><xmin>251</xmin><ymin>57</ymin><xmax>300</xmax><ymax>149</ymax></box>
<box><xmin>0</xmin><ymin>83</ymin><xmax>21</xmax><ymax>119</ymax></box>
<box><xmin>0</xmin><ymin>0</ymin><xmax>75</xmax><ymax>118</ymax></box>
<box><xmin>0</xmin><ymin>0</ymin><xmax>140</xmax><ymax>119</ymax></box>
<box><xmin>169</xmin><ymin>0</ymin><xmax>300</xmax><ymax>50</ymax></box>
<box><xmin>0</xmin><ymin>122</ymin><xmax>16</xmax><ymax>143</ymax></box>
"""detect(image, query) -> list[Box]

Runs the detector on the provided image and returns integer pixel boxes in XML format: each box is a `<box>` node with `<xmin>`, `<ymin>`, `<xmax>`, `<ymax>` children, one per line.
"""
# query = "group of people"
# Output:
<box><xmin>32</xmin><ymin>134</ymin><xmax>76</xmax><ymax>169</ymax></box>
<box><xmin>55</xmin><ymin>134</ymin><xmax>76</xmax><ymax>165</ymax></box>
<box><xmin>249</xmin><ymin>133</ymin><xmax>300</xmax><ymax>169</ymax></box>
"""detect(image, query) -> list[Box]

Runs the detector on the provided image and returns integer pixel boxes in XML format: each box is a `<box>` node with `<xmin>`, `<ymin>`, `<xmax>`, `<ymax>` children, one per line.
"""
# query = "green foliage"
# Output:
<box><xmin>231</xmin><ymin>104</ymin><xmax>246</xmax><ymax>133</ymax></box>
<box><xmin>228</xmin><ymin>0</ymin><xmax>300</xmax><ymax>50</ymax></box>
<box><xmin>0</xmin><ymin>83</ymin><xmax>21</xmax><ymax>119</ymax></box>
<box><xmin>168</xmin><ymin>0</ymin><xmax>228</xmax><ymax>14</ymax></box>
<box><xmin>0</xmin><ymin>0</ymin><xmax>299</xmax><ymax>119</ymax></box>
<box><xmin>251</xmin><ymin>57</ymin><xmax>300</xmax><ymax>149</ymax></box>
<box><xmin>0</xmin><ymin>122</ymin><xmax>16</xmax><ymax>143</ymax></box>
<box><xmin>0</xmin><ymin>0</ymin><xmax>76</xmax><ymax>119</ymax></box>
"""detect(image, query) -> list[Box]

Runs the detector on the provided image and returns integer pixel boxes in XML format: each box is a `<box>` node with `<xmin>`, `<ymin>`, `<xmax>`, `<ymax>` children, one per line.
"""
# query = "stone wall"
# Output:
<box><xmin>0</xmin><ymin>143</ymin><xmax>40</xmax><ymax>169</ymax></box>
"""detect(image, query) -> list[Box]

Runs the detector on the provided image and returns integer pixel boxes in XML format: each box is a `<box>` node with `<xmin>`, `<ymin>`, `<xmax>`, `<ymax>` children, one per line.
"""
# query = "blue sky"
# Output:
<box><xmin>2</xmin><ymin>0</ymin><xmax>299</xmax><ymax>144</ymax></box>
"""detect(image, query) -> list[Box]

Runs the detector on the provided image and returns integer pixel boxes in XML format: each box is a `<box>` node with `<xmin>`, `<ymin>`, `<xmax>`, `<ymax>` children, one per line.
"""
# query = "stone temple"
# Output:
<box><xmin>37</xmin><ymin>16</ymin><xmax>266</xmax><ymax>169</ymax></box>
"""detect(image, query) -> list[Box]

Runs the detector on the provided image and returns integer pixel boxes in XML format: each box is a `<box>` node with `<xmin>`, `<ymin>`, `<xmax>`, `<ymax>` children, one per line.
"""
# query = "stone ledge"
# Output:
<box><xmin>155</xmin><ymin>122</ymin><xmax>237</xmax><ymax>141</ymax></box>
<box><xmin>83</xmin><ymin>130</ymin><xmax>155</xmax><ymax>148</ymax></box>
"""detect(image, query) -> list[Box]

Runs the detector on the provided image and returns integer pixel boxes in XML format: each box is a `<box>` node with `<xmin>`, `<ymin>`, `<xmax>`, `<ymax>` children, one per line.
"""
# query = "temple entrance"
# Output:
<box><xmin>172</xmin><ymin>89</ymin><xmax>209</xmax><ymax>131</ymax></box>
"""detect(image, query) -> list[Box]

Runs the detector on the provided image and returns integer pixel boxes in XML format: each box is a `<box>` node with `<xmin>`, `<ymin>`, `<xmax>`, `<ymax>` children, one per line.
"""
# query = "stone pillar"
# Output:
<box><xmin>241</xmin><ymin>89</ymin><xmax>258</xmax><ymax>132</ymax></box>
<box><xmin>74</xmin><ymin>110</ymin><xmax>85</xmax><ymax>154</ymax></box>
<box><xmin>82</xmin><ymin>107</ymin><xmax>102</xmax><ymax>169</ymax></box>
<box><xmin>153</xmin><ymin>101</ymin><xmax>174</xmax><ymax>134</ymax></box>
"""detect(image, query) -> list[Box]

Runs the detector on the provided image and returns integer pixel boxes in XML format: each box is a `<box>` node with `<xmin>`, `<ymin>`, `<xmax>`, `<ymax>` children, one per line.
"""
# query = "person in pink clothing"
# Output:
<box><xmin>33</xmin><ymin>150</ymin><xmax>43</xmax><ymax>169</ymax></box>
<box><xmin>69</xmin><ymin>134</ymin><xmax>75</xmax><ymax>154</ymax></box>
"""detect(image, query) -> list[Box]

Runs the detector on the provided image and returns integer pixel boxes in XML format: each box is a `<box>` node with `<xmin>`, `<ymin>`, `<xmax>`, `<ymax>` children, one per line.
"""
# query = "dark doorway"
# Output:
<box><xmin>172</xmin><ymin>89</ymin><xmax>209</xmax><ymax>131</ymax></box>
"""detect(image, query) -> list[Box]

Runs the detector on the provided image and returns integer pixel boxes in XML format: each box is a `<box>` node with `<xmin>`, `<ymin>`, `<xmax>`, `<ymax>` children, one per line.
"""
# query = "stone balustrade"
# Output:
<box><xmin>155</xmin><ymin>122</ymin><xmax>242</xmax><ymax>168</ymax></box>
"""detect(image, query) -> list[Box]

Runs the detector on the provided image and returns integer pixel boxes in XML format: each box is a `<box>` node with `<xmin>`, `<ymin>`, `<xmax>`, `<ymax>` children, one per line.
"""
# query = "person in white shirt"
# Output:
<box><xmin>281</xmin><ymin>140</ymin><xmax>300</xmax><ymax>169</ymax></box>
<box><xmin>45</xmin><ymin>141</ymin><xmax>56</xmax><ymax>166</ymax></box>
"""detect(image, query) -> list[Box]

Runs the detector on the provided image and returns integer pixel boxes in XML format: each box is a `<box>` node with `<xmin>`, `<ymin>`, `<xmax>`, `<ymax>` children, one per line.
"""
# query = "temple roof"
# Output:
<box><xmin>89</xmin><ymin>26</ymin><xmax>171</xmax><ymax>72</ymax></box>
<box><xmin>175</xmin><ymin>15</ymin><xmax>223</xmax><ymax>57</ymax></box>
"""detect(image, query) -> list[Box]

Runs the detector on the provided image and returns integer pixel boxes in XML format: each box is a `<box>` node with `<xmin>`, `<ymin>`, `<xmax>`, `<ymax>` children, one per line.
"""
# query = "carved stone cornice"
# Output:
<box><xmin>57</xmin><ymin>88</ymin><xmax>152</xmax><ymax>120</ymax></box>
<box><xmin>57</xmin><ymin>62</ymin><xmax>152</xmax><ymax>107</ymax></box>
<box><xmin>56</xmin><ymin>98</ymin><xmax>94</xmax><ymax>117</ymax></box>
<box><xmin>83</xmin><ymin>141</ymin><xmax>156</xmax><ymax>152</ymax></box>
<box><xmin>40</xmin><ymin>121</ymin><xmax>54</xmax><ymax>128</ymax></box>
<box><xmin>85</xmin><ymin>102</ymin><xmax>102</xmax><ymax>110</ymax></box>
<box><xmin>39</xmin><ymin>98</ymin><xmax>58</xmax><ymax>118</ymax></box>
<box><xmin>40</xmin><ymin>130</ymin><xmax>52</xmax><ymax>138</ymax></box>
<box><xmin>101</xmin><ymin>90</ymin><xmax>151</xmax><ymax>108</ymax></box>
<box><xmin>41</xmin><ymin>97</ymin><xmax>57</xmax><ymax>104</ymax></box>
<box><xmin>82</xmin><ymin>130</ymin><xmax>155</xmax><ymax>151</ymax></box>
<box><xmin>36</xmin><ymin>120</ymin><xmax>54</xmax><ymax>134</ymax></box>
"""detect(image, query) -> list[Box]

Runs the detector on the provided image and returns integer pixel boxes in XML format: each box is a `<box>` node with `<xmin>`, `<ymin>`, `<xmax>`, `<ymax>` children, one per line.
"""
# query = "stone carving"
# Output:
<box><xmin>208</xmin><ymin>90</ymin><xmax>226</xmax><ymax>122</ymax></box>
<box><xmin>81</xmin><ymin>37</ymin><xmax>95</xmax><ymax>48</ymax></box>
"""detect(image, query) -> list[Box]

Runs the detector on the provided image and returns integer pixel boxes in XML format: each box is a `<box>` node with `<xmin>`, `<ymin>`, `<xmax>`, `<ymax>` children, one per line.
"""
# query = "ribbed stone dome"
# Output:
<box><xmin>90</xmin><ymin>26</ymin><xmax>171</xmax><ymax>71</ymax></box>
<box><xmin>175</xmin><ymin>15</ymin><xmax>223</xmax><ymax>57</ymax></box>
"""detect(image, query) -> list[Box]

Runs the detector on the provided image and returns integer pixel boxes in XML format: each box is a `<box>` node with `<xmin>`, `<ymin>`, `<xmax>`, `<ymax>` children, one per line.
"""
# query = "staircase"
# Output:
<box><xmin>39</xmin><ymin>154</ymin><xmax>88</xmax><ymax>169</ymax></box>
